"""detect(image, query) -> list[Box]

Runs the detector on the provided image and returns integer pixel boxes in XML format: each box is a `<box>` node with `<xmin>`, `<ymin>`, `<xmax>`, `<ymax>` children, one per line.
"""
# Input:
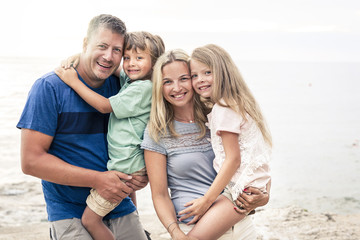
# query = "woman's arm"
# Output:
<box><xmin>179</xmin><ymin>131</ymin><xmax>240</xmax><ymax>224</ymax></box>
<box><xmin>54</xmin><ymin>67</ymin><xmax>113</xmax><ymax>113</ymax></box>
<box><xmin>145</xmin><ymin>150</ymin><xmax>194</xmax><ymax>240</ymax></box>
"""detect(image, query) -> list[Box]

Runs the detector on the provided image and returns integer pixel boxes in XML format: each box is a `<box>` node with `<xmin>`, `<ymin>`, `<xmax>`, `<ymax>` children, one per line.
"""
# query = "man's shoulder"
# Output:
<box><xmin>35</xmin><ymin>71</ymin><xmax>63</xmax><ymax>87</ymax></box>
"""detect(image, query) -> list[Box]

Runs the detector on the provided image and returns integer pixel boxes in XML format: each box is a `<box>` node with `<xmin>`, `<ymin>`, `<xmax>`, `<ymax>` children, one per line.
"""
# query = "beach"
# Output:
<box><xmin>0</xmin><ymin>180</ymin><xmax>359</xmax><ymax>239</ymax></box>
<box><xmin>1</xmin><ymin>57</ymin><xmax>359</xmax><ymax>239</ymax></box>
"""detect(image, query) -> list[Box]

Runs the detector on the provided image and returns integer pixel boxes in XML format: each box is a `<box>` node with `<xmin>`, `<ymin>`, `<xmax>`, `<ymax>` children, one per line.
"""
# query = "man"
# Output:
<box><xmin>17</xmin><ymin>14</ymin><xmax>149</xmax><ymax>240</ymax></box>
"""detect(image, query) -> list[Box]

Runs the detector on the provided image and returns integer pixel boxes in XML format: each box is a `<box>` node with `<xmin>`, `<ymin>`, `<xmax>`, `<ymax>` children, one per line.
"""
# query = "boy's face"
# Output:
<box><xmin>81</xmin><ymin>27</ymin><xmax>124</xmax><ymax>86</ymax></box>
<box><xmin>123</xmin><ymin>48</ymin><xmax>152</xmax><ymax>80</ymax></box>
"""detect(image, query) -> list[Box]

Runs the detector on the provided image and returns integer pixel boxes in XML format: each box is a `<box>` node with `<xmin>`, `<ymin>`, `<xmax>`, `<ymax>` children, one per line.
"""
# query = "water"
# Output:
<box><xmin>1</xmin><ymin>57</ymin><xmax>359</xmax><ymax>215</ymax></box>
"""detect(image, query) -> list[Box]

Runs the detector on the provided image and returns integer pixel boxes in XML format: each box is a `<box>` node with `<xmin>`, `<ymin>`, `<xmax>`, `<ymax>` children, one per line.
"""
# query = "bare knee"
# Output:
<box><xmin>81</xmin><ymin>211</ymin><xmax>103</xmax><ymax>230</ymax></box>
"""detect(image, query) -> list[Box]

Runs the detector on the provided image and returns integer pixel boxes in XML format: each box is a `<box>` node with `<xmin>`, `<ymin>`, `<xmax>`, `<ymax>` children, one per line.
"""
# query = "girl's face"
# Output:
<box><xmin>190</xmin><ymin>59</ymin><xmax>213</xmax><ymax>98</ymax></box>
<box><xmin>162</xmin><ymin>61</ymin><xmax>194</xmax><ymax>108</ymax></box>
<box><xmin>123</xmin><ymin>48</ymin><xmax>152</xmax><ymax>80</ymax></box>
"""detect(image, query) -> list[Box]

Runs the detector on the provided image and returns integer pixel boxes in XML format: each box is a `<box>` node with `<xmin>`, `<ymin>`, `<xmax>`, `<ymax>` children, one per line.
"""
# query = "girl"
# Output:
<box><xmin>55</xmin><ymin>31</ymin><xmax>165</xmax><ymax>240</ymax></box>
<box><xmin>178</xmin><ymin>44</ymin><xmax>272</xmax><ymax>240</ymax></box>
<box><xmin>142</xmin><ymin>49</ymin><xmax>270</xmax><ymax>240</ymax></box>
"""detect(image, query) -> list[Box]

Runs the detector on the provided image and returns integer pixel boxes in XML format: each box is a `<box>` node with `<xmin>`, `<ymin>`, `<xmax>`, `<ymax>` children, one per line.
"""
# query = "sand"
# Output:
<box><xmin>0</xmin><ymin>181</ymin><xmax>359</xmax><ymax>240</ymax></box>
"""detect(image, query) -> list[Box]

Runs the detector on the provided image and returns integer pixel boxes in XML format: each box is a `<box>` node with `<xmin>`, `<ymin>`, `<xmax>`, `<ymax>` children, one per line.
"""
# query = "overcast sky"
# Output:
<box><xmin>1</xmin><ymin>0</ymin><xmax>359</xmax><ymax>61</ymax></box>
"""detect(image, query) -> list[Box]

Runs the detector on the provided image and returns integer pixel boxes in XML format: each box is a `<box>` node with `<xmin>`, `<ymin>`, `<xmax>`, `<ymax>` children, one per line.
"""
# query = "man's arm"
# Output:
<box><xmin>21</xmin><ymin>128</ymin><xmax>132</xmax><ymax>203</ymax></box>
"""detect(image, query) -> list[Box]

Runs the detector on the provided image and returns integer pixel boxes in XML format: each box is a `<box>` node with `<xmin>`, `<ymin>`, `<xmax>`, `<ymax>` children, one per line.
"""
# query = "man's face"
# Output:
<box><xmin>81</xmin><ymin>27</ymin><xmax>124</xmax><ymax>85</ymax></box>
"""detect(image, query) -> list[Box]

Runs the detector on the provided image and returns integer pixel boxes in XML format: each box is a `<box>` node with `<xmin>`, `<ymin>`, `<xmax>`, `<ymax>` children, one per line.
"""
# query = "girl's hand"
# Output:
<box><xmin>54</xmin><ymin>67</ymin><xmax>79</xmax><ymax>87</ymax></box>
<box><xmin>234</xmin><ymin>187</ymin><xmax>269</xmax><ymax>214</ymax></box>
<box><xmin>61</xmin><ymin>53</ymin><xmax>81</xmax><ymax>69</ymax></box>
<box><xmin>178</xmin><ymin>196</ymin><xmax>212</xmax><ymax>224</ymax></box>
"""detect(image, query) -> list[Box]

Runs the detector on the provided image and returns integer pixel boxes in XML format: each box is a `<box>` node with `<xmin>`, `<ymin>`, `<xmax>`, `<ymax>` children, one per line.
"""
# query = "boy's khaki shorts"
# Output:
<box><xmin>86</xmin><ymin>167</ymin><xmax>147</xmax><ymax>216</ymax></box>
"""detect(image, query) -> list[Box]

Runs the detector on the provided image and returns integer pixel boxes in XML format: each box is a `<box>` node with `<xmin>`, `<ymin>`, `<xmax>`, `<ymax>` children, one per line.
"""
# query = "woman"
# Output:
<box><xmin>141</xmin><ymin>49</ymin><xmax>270</xmax><ymax>240</ymax></box>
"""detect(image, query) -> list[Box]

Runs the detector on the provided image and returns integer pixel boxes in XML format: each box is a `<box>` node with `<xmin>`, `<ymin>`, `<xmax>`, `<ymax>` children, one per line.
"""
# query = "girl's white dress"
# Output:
<box><xmin>207</xmin><ymin>101</ymin><xmax>271</xmax><ymax>201</ymax></box>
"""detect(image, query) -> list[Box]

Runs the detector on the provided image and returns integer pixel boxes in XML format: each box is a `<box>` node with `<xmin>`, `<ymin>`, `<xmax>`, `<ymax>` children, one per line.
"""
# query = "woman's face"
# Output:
<box><xmin>162</xmin><ymin>61</ymin><xmax>194</xmax><ymax>108</ymax></box>
<box><xmin>190</xmin><ymin>59</ymin><xmax>213</xmax><ymax>99</ymax></box>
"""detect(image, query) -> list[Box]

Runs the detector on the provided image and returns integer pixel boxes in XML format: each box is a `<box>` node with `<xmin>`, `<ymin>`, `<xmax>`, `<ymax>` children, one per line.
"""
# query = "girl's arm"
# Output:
<box><xmin>54</xmin><ymin>67</ymin><xmax>113</xmax><ymax>113</ymax></box>
<box><xmin>178</xmin><ymin>131</ymin><xmax>240</xmax><ymax>224</ymax></box>
<box><xmin>144</xmin><ymin>150</ymin><xmax>195</xmax><ymax>240</ymax></box>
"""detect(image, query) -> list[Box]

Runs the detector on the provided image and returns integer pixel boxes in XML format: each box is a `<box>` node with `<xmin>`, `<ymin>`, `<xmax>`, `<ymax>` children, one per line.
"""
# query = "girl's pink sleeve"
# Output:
<box><xmin>212</xmin><ymin>104</ymin><xmax>243</xmax><ymax>136</ymax></box>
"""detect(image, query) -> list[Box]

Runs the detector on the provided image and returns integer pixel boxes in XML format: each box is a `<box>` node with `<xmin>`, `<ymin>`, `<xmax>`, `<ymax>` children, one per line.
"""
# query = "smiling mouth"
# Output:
<box><xmin>97</xmin><ymin>62</ymin><xmax>112</xmax><ymax>69</ymax></box>
<box><xmin>199</xmin><ymin>85</ymin><xmax>210</xmax><ymax>90</ymax></box>
<box><xmin>127</xmin><ymin>69</ymin><xmax>140</xmax><ymax>74</ymax></box>
<box><xmin>172</xmin><ymin>92</ymin><xmax>187</xmax><ymax>99</ymax></box>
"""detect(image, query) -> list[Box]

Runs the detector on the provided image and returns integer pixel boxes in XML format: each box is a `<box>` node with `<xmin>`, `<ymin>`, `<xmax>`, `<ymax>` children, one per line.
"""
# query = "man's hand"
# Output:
<box><xmin>234</xmin><ymin>187</ymin><xmax>269</xmax><ymax>214</ymax></box>
<box><xmin>93</xmin><ymin>170</ymin><xmax>133</xmax><ymax>203</ymax></box>
<box><xmin>125</xmin><ymin>174</ymin><xmax>148</xmax><ymax>191</ymax></box>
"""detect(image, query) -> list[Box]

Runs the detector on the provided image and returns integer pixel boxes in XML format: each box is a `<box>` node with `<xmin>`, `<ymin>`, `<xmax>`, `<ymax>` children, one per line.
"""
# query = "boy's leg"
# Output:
<box><xmin>83</xmin><ymin>189</ymin><xmax>120</xmax><ymax>240</ymax></box>
<box><xmin>82</xmin><ymin>206</ymin><xmax>115</xmax><ymax>240</ymax></box>
<box><xmin>187</xmin><ymin>195</ymin><xmax>246</xmax><ymax>240</ymax></box>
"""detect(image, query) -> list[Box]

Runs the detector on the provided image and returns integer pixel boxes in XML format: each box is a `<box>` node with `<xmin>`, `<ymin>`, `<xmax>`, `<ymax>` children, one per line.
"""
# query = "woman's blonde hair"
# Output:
<box><xmin>148</xmin><ymin>49</ymin><xmax>209</xmax><ymax>142</ymax></box>
<box><xmin>124</xmin><ymin>31</ymin><xmax>165</xmax><ymax>66</ymax></box>
<box><xmin>191</xmin><ymin>44</ymin><xmax>272</xmax><ymax>147</ymax></box>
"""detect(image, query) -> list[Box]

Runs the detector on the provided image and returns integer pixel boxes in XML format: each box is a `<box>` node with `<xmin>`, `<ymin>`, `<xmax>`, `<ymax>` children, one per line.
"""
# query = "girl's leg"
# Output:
<box><xmin>82</xmin><ymin>206</ymin><xmax>115</xmax><ymax>240</ymax></box>
<box><xmin>187</xmin><ymin>195</ymin><xmax>246</xmax><ymax>240</ymax></box>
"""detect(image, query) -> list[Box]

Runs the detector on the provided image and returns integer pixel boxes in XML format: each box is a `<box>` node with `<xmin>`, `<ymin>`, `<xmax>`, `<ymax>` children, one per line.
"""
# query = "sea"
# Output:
<box><xmin>0</xmin><ymin>56</ymin><xmax>359</xmax><ymax>218</ymax></box>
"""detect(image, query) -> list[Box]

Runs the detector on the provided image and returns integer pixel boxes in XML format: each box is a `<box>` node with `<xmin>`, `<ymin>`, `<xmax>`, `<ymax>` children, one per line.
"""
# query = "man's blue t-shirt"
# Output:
<box><xmin>17</xmin><ymin>71</ymin><xmax>136</xmax><ymax>221</ymax></box>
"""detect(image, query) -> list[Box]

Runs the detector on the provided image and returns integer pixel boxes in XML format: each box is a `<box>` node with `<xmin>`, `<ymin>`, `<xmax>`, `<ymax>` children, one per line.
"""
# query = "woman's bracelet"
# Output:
<box><xmin>166</xmin><ymin>221</ymin><xmax>177</xmax><ymax>232</ymax></box>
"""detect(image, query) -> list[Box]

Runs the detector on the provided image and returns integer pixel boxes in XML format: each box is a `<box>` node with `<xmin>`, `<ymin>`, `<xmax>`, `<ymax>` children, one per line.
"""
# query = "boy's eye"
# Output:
<box><xmin>137</xmin><ymin>56</ymin><xmax>143</xmax><ymax>60</ymax></box>
<box><xmin>191</xmin><ymin>74</ymin><xmax>198</xmax><ymax>79</ymax></box>
<box><xmin>123</xmin><ymin>56</ymin><xmax>129</xmax><ymax>60</ymax></box>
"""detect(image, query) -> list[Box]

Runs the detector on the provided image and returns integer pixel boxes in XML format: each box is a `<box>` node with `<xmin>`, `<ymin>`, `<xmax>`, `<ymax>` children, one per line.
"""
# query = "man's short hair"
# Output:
<box><xmin>87</xmin><ymin>14</ymin><xmax>127</xmax><ymax>41</ymax></box>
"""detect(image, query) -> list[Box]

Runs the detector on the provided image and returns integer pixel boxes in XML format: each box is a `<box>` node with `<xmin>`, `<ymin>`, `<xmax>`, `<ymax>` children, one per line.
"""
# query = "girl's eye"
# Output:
<box><xmin>191</xmin><ymin>74</ymin><xmax>198</xmax><ymax>79</ymax></box>
<box><xmin>137</xmin><ymin>56</ymin><xmax>143</xmax><ymax>60</ymax></box>
<box><xmin>123</xmin><ymin>57</ymin><xmax>129</xmax><ymax>60</ymax></box>
<box><xmin>205</xmin><ymin>71</ymin><xmax>211</xmax><ymax>75</ymax></box>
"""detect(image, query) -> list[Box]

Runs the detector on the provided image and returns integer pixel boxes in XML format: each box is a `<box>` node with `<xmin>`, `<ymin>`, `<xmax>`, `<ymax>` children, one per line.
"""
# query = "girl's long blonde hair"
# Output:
<box><xmin>191</xmin><ymin>44</ymin><xmax>272</xmax><ymax>147</ymax></box>
<box><xmin>148</xmin><ymin>49</ymin><xmax>209</xmax><ymax>142</ymax></box>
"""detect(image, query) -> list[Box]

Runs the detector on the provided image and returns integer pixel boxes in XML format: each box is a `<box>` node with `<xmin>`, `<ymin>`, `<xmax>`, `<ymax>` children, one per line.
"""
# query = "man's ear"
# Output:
<box><xmin>82</xmin><ymin>37</ymin><xmax>88</xmax><ymax>52</ymax></box>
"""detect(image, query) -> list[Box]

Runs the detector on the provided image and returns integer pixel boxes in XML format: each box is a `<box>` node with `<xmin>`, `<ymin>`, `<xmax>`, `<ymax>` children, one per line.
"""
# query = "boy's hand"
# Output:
<box><xmin>61</xmin><ymin>53</ymin><xmax>81</xmax><ymax>69</ymax></box>
<box><xmin>55</xmin><ymin>67</ymin><xmax>78</xmax><ymax>87</ymax></box>
<box><xmin>178</xmin><ymin>196</ymin><xmax>212</xmax><ymax>224</ymax></box>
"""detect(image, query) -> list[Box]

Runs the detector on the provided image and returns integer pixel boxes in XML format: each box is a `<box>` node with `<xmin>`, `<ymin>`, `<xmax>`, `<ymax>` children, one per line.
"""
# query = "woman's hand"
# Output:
<box><xmin>60</xmin><ymin>53</ymin><xmax>81</xmax><ymax>69</ymax></box>
<box><xmin>234</xmin><ymin>187</ymin><xmax>270</xmax><ymax>214</ymax></box>
<box><xmin>178</xmin><ymin>196</ymin><xmax>212</xmax><ymax>224</ymax></box>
